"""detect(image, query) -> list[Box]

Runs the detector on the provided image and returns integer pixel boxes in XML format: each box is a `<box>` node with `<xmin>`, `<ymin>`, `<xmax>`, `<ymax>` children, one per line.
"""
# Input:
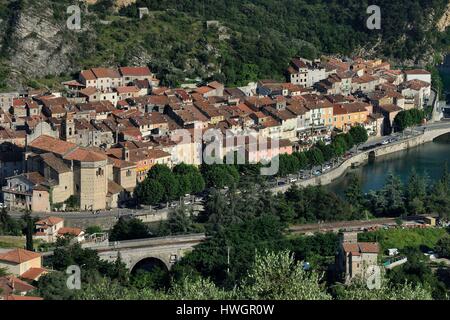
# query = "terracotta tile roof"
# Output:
<box><xmin>64</xmin><ymin>148</ymin><xmax>107</xmax><ymax>163</ymax></box>
<box><xmin>0</xmin><ymin>249</ymin><xmax>41</xmax><ymax>264</ymax></box>
<box><xmin>20</xmin><ymin>267</ymin><xmax>47</xmax><ymax>281</ymax></box>
<box><xmin>401</xmin><ymin>79</ymin><xmax>430</xmax><ymax>91</ymax></box>
<box><xmin>35</xmin><ymin>216</ymin><xmax>64</xmax><ymax>227</ymax></box>
<box><xmin>119</xmin><ymin>66</ymin><xmax>152</xmax><ymax>77</ymax></box>
<box><xmin>79</xmin><ymin>87</ymin><xmax>98</xmax><ymax>96</ymax></box>
<box><xmin>29</xmin><ymin>135</ymin><xmax>77</xmax><ymax>156</ymax></box>
<box><xmin>80</xmin><ymin>69</ymin><xmax>96</xmax><ymax>81</ymax></box>
<box><xmin>343</xmin><ymin>242</ymin><xmax>380</xmax><ymax>255</ymax></box>
<box><xmin>116</xmin><ymin>86</ymin><xmax>140</xmax><ymax>94</ymax></box>
<box><xmin>404</xmin><ymin>69</ymin><xmax>431</xmax><ymax>75</ymax></box>
<box><xmin>40</xmin><ymin>153</ymin><xmax>71</xmax><ymax>173</ymax></box>
<box><xmin>207</xmin><ymin>81</ymin><xmax>224</xmax><ymax>89</ymax></box>
<box><xmin>0</xmin><ymin>276</ymin><xmax>36</xmax><ymax>296</ymax></box>
<box><xmin>91</xmin><ymin>67</ymin><xmax>121</xmax><ymax>79</ymax></box>
<box><xmin>195</xmin><ymin>86</ymin><xmax>214</xmax><ymax>95</ymax></box>
<box><xmin>379</xmin><ymin>104</ymin><xmax>403</xmax><ymax>113</ymax></box>
<box><xmin>58</xmin><ymin>227</ymin><xmax>83</xmax><ymax>237</ymax></box>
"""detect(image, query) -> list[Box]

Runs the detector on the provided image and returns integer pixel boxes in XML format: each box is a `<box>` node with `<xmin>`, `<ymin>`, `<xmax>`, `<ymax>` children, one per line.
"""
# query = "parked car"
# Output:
<box><xmin>313</xmin><ymin>170</ymin><xmax>322</xmax><ymax>176</ymax></box>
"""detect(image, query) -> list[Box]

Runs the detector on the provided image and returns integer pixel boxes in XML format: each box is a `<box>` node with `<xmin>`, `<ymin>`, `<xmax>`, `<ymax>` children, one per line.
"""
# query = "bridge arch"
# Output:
<box><xmin>129</xmin><ymin>256</ymin><xmax>171</xmax><ymax>274</ymax></box>
<box><xmin>433</xmin><ymin>131</ymin><xmax>450</xmax><ymax>142</ymax></box>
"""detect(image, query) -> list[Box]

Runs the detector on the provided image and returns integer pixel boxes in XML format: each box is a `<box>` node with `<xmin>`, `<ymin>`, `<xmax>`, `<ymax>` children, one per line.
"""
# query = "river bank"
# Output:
<box><xmin>273</xmin><ymin>125</ymin><xmax>450</xmax><ymax>193</ymax></box>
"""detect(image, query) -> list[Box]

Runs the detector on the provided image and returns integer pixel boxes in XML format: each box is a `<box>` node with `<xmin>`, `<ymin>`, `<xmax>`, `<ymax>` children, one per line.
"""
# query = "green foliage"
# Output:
<box><xmin>85</xmin><ymin>225</ymin><xmax>103</xmax><ymax>235</ymax></box>
<box><xmin>435</xmin><ymin>236</ymin><xmax>450</xmax><ymax>259</ymax></box>
<box><xmin>358</xmin><ymin>228</ymin><xmax>448</xmax><ymax>252</ymax></box>
<box><xmin>278</xmin><ymin>153</ymin><xmax>300</xmax><ymax>177</ymax></box>
<box><xmin>394</xmin><ymin>109</ymin><xmax>426</xmax><ymax>132</ymax></box>
<box><xmin>241</xmin><ymin>250</ymin><xmax>331</xmax><ymax>300</ymax></box>
<box><xmin>109</xmin><ymin>217</ymin><xmax>150</xmax><ymax>241</ymax></box>
<box><xmin>36</xmin><ymin>271</ymin><xmax>77</xmax><ymax>300</ymax></box>
<box><xmin>173</xmin><ymin>163</ymin><xmax>206</xmax><ymax>195</ymax></box>
<box><xmin>136</xmin><ymin>164</ymin><xmax>206</xmax><ymax>206</ymax></box>
<box><xmin>135</xmin><ymin>179</ymin><xmax>164</xmax><ymax>206</ymax></box>
<box><xmin>201</xmin><ymin>164</ymin><xmax>240</xmax><ymax>189</ymax></box>
<box><xmin>64</xmin><ymin>195</ymin><xmax>80</xmax><ymax>210</ymax></box>
<box><xmin>0</xmin><ymin>206</ymin><xmax>23</xmax><ymax>236</ymax></box>
<box><xmin>386</xmin><ymin>247</ymin><xmax>448</xmax><ymax>299</ymax></box>
<box><xmin>336</xmin><ymin>279</ymin><xmax>432</xmax><ymax>300</ymax></box>
<box><xmin>349</xmin><ymin>125</ymin><xmax>369</xmax><ymax>145</ymax></box>
<box><xmin>131</xmin><ymin>268</ymin><xmax>170</xmax><ymax>291</ymax></box>
<box><xmin>285</xmin><ymin>185</ymin><xmax>352</xmax><ymax>223</ymax></box>
<box><xmin>22</xmin><ymin>211</ymin><xmax>35</xmax><ymax>251</ymax></box>
<box><xmin>156</xmin><ymin>205</ymin><xmax>199</xmax><ymax>236</ymax></box>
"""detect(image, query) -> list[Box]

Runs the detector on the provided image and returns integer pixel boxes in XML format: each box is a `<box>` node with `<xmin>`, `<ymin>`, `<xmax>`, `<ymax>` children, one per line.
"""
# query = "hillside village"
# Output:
<box><xmin>0</xmin><ymin>56</ymin><xmax>433</xmax><ymax>213</ymax></box>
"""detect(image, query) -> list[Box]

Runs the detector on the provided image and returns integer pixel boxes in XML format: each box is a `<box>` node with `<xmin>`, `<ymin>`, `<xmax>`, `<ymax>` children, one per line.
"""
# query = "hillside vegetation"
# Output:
<box><xmin>0</xmin><ymin>0</ymin><xmax>450</xmax><ymax>90</ymax></box>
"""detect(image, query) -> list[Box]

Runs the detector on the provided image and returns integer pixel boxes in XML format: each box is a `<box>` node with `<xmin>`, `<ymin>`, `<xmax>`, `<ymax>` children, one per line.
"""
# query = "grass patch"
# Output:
<box><xmin>0</xmin><ymin>236</ymin><xmax>25</xmax><ymax>249</ymax></box>
<box><xmin>359</xmin><ymin>228</ymin><xmax>448</xmax><ymax>252</ymax></box>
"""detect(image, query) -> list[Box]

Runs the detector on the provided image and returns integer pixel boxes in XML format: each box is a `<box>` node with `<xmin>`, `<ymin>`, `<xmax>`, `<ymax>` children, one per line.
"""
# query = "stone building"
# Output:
<box><xmin>336</xmin><ymin>232</ymin><xmax>380</xmax><ymax>284</ymax></box>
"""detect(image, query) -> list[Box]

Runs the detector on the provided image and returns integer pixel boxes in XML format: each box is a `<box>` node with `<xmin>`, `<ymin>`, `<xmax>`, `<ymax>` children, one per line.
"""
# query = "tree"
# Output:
<box><xmin>379</xmin><ymin>173</ymin><xmax>405</xmax><ymax>216</ymax></box>
<box><xmin>293</xmin><ymin>151</ymin><xmax>309</xmax><ymax>169</ymax></box>
<box><xmin>435</xmin><ymin>236</ymin><xmax>450</xmax><ymax>259</ymax></box>
<box><xmin>147</xmin><ymin>164</ymin><xmax>180</xmax><ymax>202</ymax></box>
<box><xmin>316</xmin><ymin>141</ymin><xmax>334</xmax><ymax>162</ymax></box>
<box><xmin>37</xmin><ymin>272</ymin><xmax>76</xmax><ymax>300</ymax></box>
<box><xmin>349</xmin><ymin>126</ymin><xmax>368</xmax><ymax>145</ymax></box>
<box><xmin>305</xmin><ymin>147</ymin><xmax>324</xmax><ymax>166</ymax></box>
<box><xmin>427</xmin><ymin>181</ymin><xmax>450</xmax><ymax>219</ymax></box>
<box><xmin>241</xmin><ymin>250</ymin><xmax>331</xmax><ymax>300</ymax></box>
<box><xmin>405</xmin><ymin>168</ymin><xmax>427</xmax><ymax>215</ymax></box>
<box><xmin>173</xmin><ymin>163</ymin><xmax>206</xmax><ymax>194</ymax></box>
<box><xmin>22</xmin><ymin>211</ymin><xmax>34</xmax><ymax>251</ymax></box>
<box><xmin>278</xmin><ymin>154</ymin><xmax>300</xmax><ymax>177</ymax></box>
<box><xmin>336</xmin><ymin>279</ymin><xmax>432</xmax><ymax>300</ymax></box>
<box><xmin>135</xmin><ymin>179</ymin><xmax>164</xmax><ymax>206</ymax></box>
<box><xmin>345</xmin><ymin>174</ymin><xmax>364</xmax><ymax>216</ymax></box>
<box><xmin>201</xmin><ymin>164</ymin><xmax>239</xmax><ymax>189</ymax></box>
<box><xmin>109</xmin><ymin>217</ymin><xmax>150</xmax><ymax>241</ymax></box>
<box><xmin>159</xmin><ymin>205</ymin><xmax>195</xmax><ymax>236</ymax></box>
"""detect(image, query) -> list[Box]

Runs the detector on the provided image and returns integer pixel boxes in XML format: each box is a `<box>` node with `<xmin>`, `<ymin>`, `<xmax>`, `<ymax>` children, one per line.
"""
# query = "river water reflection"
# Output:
<box><xmin>328</xmin><ymin>138</ymin><xmax>450</xmax><ymax>195</ymax></box>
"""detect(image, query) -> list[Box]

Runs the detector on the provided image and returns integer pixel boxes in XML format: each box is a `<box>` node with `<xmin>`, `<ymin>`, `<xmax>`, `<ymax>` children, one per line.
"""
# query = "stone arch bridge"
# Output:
<box><xmin>82</xmin><ymin>234</ymin><xmax>206</xmax><ymax>271</ymax></box>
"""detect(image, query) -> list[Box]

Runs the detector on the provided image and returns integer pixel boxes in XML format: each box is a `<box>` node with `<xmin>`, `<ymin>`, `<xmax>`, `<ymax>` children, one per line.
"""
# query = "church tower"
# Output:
<box><xmin>62</xmin><ymin>112</ymin><xmax>76</xmax><ymax>143</ymax></box>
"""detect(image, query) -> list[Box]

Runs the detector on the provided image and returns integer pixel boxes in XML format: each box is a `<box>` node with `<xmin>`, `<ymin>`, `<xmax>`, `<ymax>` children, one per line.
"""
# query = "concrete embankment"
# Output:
<box><xmin>273</xmin><ymin>128</ymin><xmax>450</xmax><ymax>193</ymax></box>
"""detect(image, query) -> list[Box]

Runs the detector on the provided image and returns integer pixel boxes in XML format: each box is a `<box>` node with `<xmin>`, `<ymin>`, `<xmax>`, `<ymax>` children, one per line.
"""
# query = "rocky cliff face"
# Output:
<box><xmin>2</xmin><ymin>0</ymin><xmax>81</xmax><ymax>88</ymax></box>
<box><xmin>437</xmin><ymin>2</ymin><xmax>450</xmax><ymax>32</ymax></box>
